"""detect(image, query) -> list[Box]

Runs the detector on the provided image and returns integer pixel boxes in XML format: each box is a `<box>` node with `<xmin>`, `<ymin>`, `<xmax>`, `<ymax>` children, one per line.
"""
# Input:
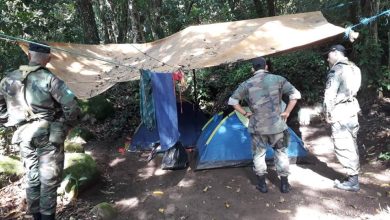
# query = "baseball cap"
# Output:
<box><xmin>326</xmin><ymin>44</ymin><xmax>346</xmax><ymax>54</ymax></box>
<box><xmin>251</xmin><ymin>57</ymin><xmax>266</xmax><ymax>68</ymax></box>
<box><xmin>29</xmin><ymin>42</ymin><xmax>51</xmax><ymax>54</ymax></box>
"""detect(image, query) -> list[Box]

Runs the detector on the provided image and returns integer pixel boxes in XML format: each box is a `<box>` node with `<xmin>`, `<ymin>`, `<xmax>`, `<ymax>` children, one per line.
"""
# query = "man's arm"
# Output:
<box><xmin>49</xmin><ymin>75</ymin><xmax>80</xmax><ymax>126</ymax></box>
<box><xmin>228</xmin><ymin>83</ymin><xmax>252</xmax><ymax>117</ymax></box>
<box><xmin>280</xmin><ymin>78</ymin><xmax>301</xmax><ymax>121</ymax></box>
<box><xmin>280</xmin><ymin>99</ymin><xmax>297</xmax><ymax>122</ymax></box>
<box><xmin>0</xmin><ymin>94</ymin><xmax>7</xmax><ymax>124</ymax></box>
<box><xmin>323</xmin><ymin>68</ymin><xmax>340</xmax><ymax>123</ymax></box>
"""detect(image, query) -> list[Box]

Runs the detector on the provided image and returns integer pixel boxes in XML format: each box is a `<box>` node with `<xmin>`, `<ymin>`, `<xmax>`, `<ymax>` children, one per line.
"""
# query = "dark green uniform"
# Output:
<box><xmin>0</xmin><ymin>64</ymin><xmax>80</xmax><ymax>215</ymax></box>
<box><xmin>229</xmin><ymin>70</ymin><xmax>301</xmax><ymax>176</ymax></box>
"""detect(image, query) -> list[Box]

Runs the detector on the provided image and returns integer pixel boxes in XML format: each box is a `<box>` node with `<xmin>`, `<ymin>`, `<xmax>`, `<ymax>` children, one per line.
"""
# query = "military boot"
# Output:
<box><xmin>280</xmin><ymin>176</ymin><xmax>290</xmax><ymax>193</ymax></box>
<box><xmin>256</xmin><ymin>175</ymin><xmax>268</xmax><ymax>193</ymax></box>
<box><xmin>41</xmin><ymin>214</ymin><xmax>55</xmax><ymax>220</ymax></box>
<box><xmin>334</xmin><ymin>175</ymin><xmax>360</xmax><ymax>192</ymax></box>
<box><xmin>32</xmin><ymin>213</ymin><xmax>41</xmax><ymax>220</ymax></box>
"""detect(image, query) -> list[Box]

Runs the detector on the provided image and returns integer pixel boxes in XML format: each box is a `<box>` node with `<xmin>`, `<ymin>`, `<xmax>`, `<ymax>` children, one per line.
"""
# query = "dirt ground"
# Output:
<box><xmin>57</xmin><ymin>100</ymin><xmax>389</xmax><ymax>220</ymax></box>
<box><xmin>1</xmin><ymin>99</ymin><xmax>389</xmax><ymax>220</ymax></box>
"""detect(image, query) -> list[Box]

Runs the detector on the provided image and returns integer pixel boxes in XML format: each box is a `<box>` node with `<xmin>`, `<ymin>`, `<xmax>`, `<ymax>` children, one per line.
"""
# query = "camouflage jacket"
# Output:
<box><xmin>323</xmin><ymin>58</ymin><xmax>361</xmax><ymax>122</ymax></box>
<box><xmin>229</xmin><ymin>70</ymin><xmax>301</xmax><ymax>135</ymax></box>
<box><xmin>0</xmin><ymin>64</ymin><xmax>80</xmax><ymax>127</ymax></box>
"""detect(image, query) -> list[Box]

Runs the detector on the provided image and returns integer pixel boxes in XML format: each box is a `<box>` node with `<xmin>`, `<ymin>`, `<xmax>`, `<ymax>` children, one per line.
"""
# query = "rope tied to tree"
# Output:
<box><xmin>344</xmin><ymin>9</ymin><xmax>390</xmax><ymax>39</ymax></box>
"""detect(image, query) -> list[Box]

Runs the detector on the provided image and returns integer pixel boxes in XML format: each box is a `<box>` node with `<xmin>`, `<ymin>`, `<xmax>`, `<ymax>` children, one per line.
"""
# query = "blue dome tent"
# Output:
<box><xmin>130</xmin><ymin>102</ymin><xmax>208</xmax><ymax>151</ymax></box>
<box><xmin>195</xmin><ymin>110</ymin><xmax>307</xmax><ymax>170</ymax></box>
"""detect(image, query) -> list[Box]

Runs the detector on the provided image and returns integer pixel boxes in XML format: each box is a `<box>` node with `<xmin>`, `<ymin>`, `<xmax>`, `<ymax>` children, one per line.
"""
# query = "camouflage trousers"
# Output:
<box><xmin>19</xmin><ymin>132</ymin><xmax>64</xmax><ymax>215</ymax></box>
<box><xmin>251</xmin><ymin>130</ymin><xmax>290</xmax><ymax>177</ymax></box>
<box><xmin>331</xmin><ymin>115</ymin><xmax>360</xmax><ymax>176</ymax></box>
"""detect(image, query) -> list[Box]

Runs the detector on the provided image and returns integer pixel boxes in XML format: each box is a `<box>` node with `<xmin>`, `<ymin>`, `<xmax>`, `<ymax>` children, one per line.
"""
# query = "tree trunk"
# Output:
<box><xmin>76</xmin><ymin>0</ymin><xmax>100</xmax><ymax>44</ymax></box>
<box><xmin>349</xmin><ymin>0</ymin><xmax>359</xmax><ymax>24</ymax></box>
<box><xmin>116</xmin><ymin>0</ymin><xmax>129</xmax><ymax>43</ymax></box>
<box><xmin>388</xmin><ymin>31</ymin><xmax>390</xmax><ymax>68</ymax></box>
<box><xmin>252</xmin><ymin>0</ymin><xmax>265</xmax><ymax>17</ymax></box>
<box><xmin>94</xmin><ymin>0</ymin><xmax>110</xmax><ymax>43</ymax></box>
<box><xmin>360</xmin><ymin>0</ymin><xmax>379</xmax><ymax>43</ymax></box>
<box><xmin>149</xmin><ymin>0</ymin><xmax>164</xmax><ymax>40</ymax></box>
<box><xmin>266</xmin><ymin>0</ymin><xmax>276</xmax><ymax>16</ymax></box>
<box><xmin>129</xmin><ymin>0</ymin><xmax>143</xmax><ymax>43</ymax></box>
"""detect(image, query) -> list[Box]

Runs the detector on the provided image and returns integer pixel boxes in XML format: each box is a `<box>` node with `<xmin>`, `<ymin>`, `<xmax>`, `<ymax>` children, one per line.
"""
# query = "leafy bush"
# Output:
<box><xmin>78</xmin><ymin>95</ymin><xmax>115</xmax><ymax>121</ymax></box>
<box><xmin>271</xmin><ymin>50</ymin><xmax>327</xmax><ymax>104</ymax></box>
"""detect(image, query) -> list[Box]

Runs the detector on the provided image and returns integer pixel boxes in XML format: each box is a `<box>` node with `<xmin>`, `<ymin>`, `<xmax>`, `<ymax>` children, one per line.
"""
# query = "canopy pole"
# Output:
<box><xmin>192</xmin><ymin>69</ymin><xmax>198</xmax><ymax>108</ymax></box>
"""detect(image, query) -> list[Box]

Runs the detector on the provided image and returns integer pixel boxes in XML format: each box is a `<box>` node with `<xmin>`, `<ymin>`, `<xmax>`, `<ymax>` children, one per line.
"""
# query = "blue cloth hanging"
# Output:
<box><xmin>151</xmin><ymin>71</ymin><xmax>180</xmax><ymax>150</ymax></box>
<box><xmin>139</xmin><ymin>70</ymin><xmax>156</xmax><ymax>130</ymax></box>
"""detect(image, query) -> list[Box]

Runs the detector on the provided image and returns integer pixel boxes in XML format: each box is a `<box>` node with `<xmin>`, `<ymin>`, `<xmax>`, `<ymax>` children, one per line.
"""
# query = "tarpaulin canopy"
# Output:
<box><xmin>20</xmin><ymin>11</ymin><xmax>345</xmax><ymax>99</ymax></box>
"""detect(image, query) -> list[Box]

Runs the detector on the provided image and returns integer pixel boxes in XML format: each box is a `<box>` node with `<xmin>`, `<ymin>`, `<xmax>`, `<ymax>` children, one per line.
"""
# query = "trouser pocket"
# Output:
<box><xmin>49</xmin><ymin>122</ymin><xmax>65</xmax><ymax>144</ymax></box>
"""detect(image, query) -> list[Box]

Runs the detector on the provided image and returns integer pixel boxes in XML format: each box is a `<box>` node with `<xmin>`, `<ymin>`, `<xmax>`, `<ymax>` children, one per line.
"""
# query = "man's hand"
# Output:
<box><xmin>244</xmin><ymin>112</ymin><xmax>253</xmax><ymax>118</ymax></box>
<box><xmin>280</xmin><ymin>111</ymin><xmax>290</xmax><ymax>122</ymax></box>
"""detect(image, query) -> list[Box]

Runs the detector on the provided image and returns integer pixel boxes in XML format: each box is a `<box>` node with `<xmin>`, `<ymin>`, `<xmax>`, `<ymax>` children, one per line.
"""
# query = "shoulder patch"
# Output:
<box><xmin>326</xmin><ymin>71</ymin><xmax>336</xmax><ymax>89</ymax></box>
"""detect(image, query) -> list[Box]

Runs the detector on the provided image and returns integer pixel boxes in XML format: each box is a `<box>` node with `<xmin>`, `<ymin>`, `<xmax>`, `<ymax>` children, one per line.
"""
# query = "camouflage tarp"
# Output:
<box><xmin>20</xmin><ymin>11</ymin><xmax>346</xmax><ymax>99</ymax></box>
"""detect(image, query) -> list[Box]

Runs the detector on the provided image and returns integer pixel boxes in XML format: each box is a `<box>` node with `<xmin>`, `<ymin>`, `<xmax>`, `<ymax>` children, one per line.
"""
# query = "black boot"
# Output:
<box><xmin>32</xmin><ymin>213</ymin><xmax>41</xmax><ymax>220</ymax></box>
<box><xmin>256</xmin><ymin>175</ymin><xmax>268</xmax><ymax>193</ymax></box>
<box><xmin>41</xmin><ymin>214</ymin><xmax>55</xmax><ymax>220</ymax></box>
<box><xmin>334</xmin><ymin>175</ymin><xmax>360</xmax><ymax>192</ymax></box>
<box><xmin>280</xmin><ymin>176</ymin><xmax>290</xmax><ymax>193</ymax></box>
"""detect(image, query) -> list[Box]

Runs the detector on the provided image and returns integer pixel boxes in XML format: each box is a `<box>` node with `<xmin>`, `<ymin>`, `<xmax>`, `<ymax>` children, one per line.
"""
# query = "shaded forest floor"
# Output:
<box><xmin>0</xmin><ymin>97</ymin><xmax>389</xmax><ymax>220</ymax></box>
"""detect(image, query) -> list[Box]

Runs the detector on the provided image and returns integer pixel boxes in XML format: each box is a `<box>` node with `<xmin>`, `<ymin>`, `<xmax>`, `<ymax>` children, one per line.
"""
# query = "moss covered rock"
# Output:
<box><xmin>0</xmin><ymin>155</ymin><xmax>23</xmax><ymax>175</ymax></box>
<box><xmin>91</xmin><ymin>202</ymin><xmax>118</xmax><ymax>220</ymax></box>
<box><xmin>58</xmin><ymin>153</ymin><xmax>98</xmax><ymax>201</ymax></box>
<box><xmin>67</xmin><ymin>127</ymin><xmax>95</xmax><ymax>142</ymax></box>
<box><xmin>0</xmin><ymin>155</ymin><xmax>23</xmax><ymax>188</ymax></box>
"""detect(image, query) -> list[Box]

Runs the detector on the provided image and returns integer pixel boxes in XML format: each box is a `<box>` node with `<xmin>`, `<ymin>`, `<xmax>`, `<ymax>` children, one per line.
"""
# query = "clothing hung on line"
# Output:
<box><xmin>140</xmin><ymin>70</ymin><xmax>180</xmax><ymax>151</ymax></box>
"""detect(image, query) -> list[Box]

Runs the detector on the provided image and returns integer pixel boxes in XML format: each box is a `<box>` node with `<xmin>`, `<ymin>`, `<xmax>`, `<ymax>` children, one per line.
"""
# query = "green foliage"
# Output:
<box><xmin>185</xmin><ymin>62</ymin><xmax>252</xmax><ymax>113</ymax></box>
<box><xmin>62</xmin><ymin>153</ymin><xmax>98</xmax><ymax>191</ymax></box>
<box><xmin>67</xmin><ymin>127</ymin><xmax>95</xmax><ymax>142</ymax></box>
<box><xmin>0</xmin><ymin>0</ymin><xmax>83</xmax><ymax>73</ymax></box>
<box><xmin>0</xmin><ymin>155</ymin><xmax>23</xmax><ymax>175</ymax></box>
<box><xmin>271</xmin><ymin>50</ymin><xmax>327</xmax><ymax>104</ymax></box>
<box><xmin>78</xmin><ymin>95</ymin><xmax>115</xmax><ymax>121</ymax></box>
<box><xmin>378</xmin><ymin>151</ymin><xmax>390</xmax><ymax>161</ymax></box>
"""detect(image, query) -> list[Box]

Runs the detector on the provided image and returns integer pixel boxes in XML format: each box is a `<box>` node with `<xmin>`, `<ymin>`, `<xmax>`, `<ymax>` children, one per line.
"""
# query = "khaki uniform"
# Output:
<box><xmin>0</xmin><ymin>64</ymin><xmax>80</xmax><ymax>215</ymax></box>
<box><xmin>229</xmin><ymin>70</ymin><xmax>301</xmax><ymax>176</ymax></box>
<box><xmin>324</xmin><ymin>58</ymin><xmax>361</xmax><ymax>176</ymax></box>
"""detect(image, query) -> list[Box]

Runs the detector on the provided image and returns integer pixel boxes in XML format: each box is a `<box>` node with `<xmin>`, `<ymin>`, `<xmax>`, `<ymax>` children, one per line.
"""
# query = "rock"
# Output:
<box><xmin>0</xmin><ymin>155</ymin><xmax>23</xmax><ymax>175</ymax></box>
<box><xmin>58</xmin><ymin>153</ymin><xmax>98</xmax><ymax>201</ymax></box>
<box><xmin>64</xmin><ymin>127</ymin><xmax>94</xmax><ymax>153</ymax></box>
<box><xmin>91</xmin><ymin>202</ymin><xmax>118</xmax><ymax>220</ymax></box>
<box><xmin>0</xmin><ymin>155</ymin><xmax>23</xmax><ymax>188</ymax></box>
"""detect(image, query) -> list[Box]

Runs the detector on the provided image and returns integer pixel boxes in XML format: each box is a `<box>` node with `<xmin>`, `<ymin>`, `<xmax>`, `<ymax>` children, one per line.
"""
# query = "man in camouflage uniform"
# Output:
<box><xmin>228</xmin><ymin>57</ymin><xmax>301</xmax><ymax>193</ymax></box>
<box><xmin>324</xmin><ymin>45</ymin><xmax>361</xmax><ymax>192</ymax></box>
<box><xmin>0</xmin><ymin>43</ymin><xmax>80</xmax><ymax>219</ymax></box>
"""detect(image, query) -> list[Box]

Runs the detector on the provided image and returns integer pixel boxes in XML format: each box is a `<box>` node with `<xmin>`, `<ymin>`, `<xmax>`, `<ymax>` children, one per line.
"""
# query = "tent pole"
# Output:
<box><xmin>192</xmin><ymin>69</ymin><xmax>198</xmax><ymax>108</ymax></box>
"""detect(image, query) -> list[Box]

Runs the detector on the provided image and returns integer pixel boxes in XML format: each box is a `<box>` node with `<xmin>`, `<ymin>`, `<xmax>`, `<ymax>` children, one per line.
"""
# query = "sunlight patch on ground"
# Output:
<box><xmin>154</xmin><ymin>168</ymin><xmax>168</xmax><ymax>176</ymax></box>
<box><xmin>289</xmin><ymin>165</ymin><xmax>335</xmax><ymax>189</ymax></box>
<box><xmin>309</xmin><ymin>137</ymin><xmax>334</xmax><ymax>155</ymax></box>
<box><xmin>177</xmin><ymin>178</ymin><xmax>195</xmax><ymax>188</ymax></box>
<box><xmin>109</xmin><ymin>157</ymin><xmax>127</xmax><ymax>167</ymax></box>
<box><xmin>362</xmin><ymin>170</ymin><xmax>390</xmax><ymax>183</ymax></box>
<box><xmin>115</xmin><ymin>197</ymin><xmax>139</xmax><ymax>211</ymax></box>
<box><xmin>137</xmin><ymin>160</ymin><xmax>157</xmax><ymax>180</ymax></box>
<box><xmin>291</xmin><ymin>206</ymin><xmax>356</xmax><ymax>220</ymax></box>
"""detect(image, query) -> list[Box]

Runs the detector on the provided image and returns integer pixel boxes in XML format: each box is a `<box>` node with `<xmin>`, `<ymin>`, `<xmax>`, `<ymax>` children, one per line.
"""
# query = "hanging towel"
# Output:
<box><xmin>139</xmin><ymin>70</ymin><xmax>156</xmax><ymax>130</ymax></box>
<box><xmin>151</xmin><ymin>72</ymin><xmax>180</xmax><ymax>150</ymax></box>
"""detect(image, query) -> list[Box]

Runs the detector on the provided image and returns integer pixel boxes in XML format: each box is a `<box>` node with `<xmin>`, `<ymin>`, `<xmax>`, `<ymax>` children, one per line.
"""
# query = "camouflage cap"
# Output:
<box><xmin>29</xmin><ymin>42</ymin><xmax>51</xmax><ymax>54</ymax></box>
